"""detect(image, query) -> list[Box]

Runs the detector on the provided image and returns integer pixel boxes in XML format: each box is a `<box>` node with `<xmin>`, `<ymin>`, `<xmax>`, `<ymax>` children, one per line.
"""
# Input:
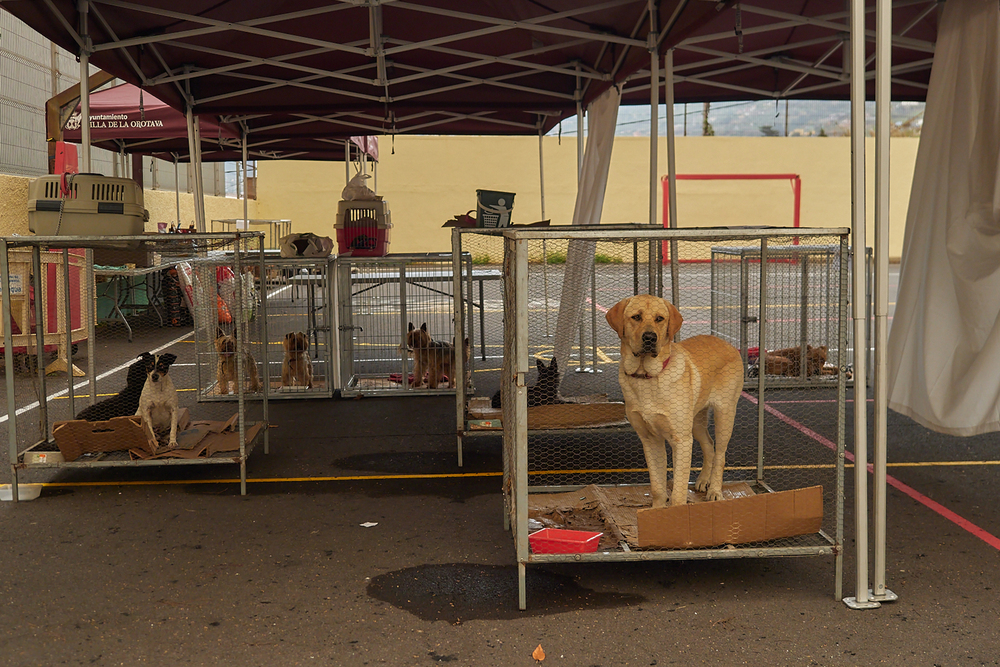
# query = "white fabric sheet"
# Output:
<box><xmin>553</xmin><ymin>86</ymin><xmax>621</xmax><ymax>373</ymax></box>
<box><xmin>887</xmin><ymin>0</ymin><xmax>1000</xmax><ymax>436</ymax></box>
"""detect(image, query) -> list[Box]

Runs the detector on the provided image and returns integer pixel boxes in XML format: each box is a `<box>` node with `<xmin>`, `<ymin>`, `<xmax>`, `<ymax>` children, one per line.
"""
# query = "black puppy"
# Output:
<box><xmin>491</xmin><ymin>356</ymin><xmax>563</xmax><ymax>409</ymax></box>
<box><xmin>75</xmin><ymin>352</ymin><xmax>153</xmax><ymax>421</ymax></box>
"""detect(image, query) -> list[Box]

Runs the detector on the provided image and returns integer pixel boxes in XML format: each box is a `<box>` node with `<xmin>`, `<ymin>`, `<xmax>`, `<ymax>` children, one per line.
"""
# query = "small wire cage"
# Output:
<box><xmin>709</xmin><ymin>244</ymin><xmax>871</xmax><ymax>386</ymax></box>
<box><xmin>198</xmin><ymin>257</ymin><xmax>334</xmax><ymax>400</ymax></box>
<box><xmin>1</xmin><ymin>233</ymin><xmax>268</xmax><ymax>496</ymax></box>
<box><xmin>335</xmin><ymin>252</ymin><xmax>479</xmax><ymax>396</ymax></box>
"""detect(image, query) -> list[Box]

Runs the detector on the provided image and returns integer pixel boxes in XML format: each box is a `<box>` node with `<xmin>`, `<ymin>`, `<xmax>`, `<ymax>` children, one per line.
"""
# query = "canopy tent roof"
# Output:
<box><xmin>3</xmin><ymin>0</ymin><xmax>724</xmax><ymax>137</ymax></box>
<box><xmin>57</xmin><ymin>82</ymin><xmax>379</xmax><ymax>162</ymax></box>
<box><xmin>3</xmin><ymin>1</ymin><xmax>939</xmax><ymax>142</ymax></box>
<box><xmin>619</xmin><ymin>1</ymin><xmax>939</xmax><ymax>105</ymax></box>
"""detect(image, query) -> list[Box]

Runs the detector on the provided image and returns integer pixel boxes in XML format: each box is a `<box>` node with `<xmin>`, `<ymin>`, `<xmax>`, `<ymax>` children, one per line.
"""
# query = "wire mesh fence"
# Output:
<box><xmin>0</xmin><ymin>233</ymin><xmax>267</xmax><ymax>495</ymax></box>
<box><xmin>455</xmin><ymin>225</ymin><xmax>849</xmax><ymax>609</ymax></box>
<box><xmin>335</xmin><ymin>253</ymin><xmax>477</xmax><ymax>396</ymax></box>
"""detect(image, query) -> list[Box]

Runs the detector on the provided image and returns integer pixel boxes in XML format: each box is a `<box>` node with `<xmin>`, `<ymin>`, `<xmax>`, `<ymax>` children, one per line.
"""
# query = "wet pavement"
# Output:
<box><xmin>2</xmin><ymin>390</ymin><xmax>1000</xmax><ymax>666</ymax></box>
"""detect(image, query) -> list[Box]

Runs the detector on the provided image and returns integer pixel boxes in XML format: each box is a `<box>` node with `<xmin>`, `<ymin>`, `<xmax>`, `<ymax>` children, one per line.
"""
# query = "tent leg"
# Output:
<box><xmin>843</xmin><ymin>0</ymin><xmax>879</xmax><ymax>611</ymax></box>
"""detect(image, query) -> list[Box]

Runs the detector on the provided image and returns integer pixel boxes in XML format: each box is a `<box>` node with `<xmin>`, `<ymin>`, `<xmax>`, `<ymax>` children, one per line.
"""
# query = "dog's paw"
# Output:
<box><xmin>168</xmin><ymin>440</ymin><xmax>179</xmax><ymax>450</ymax></box>
<box><xmin>705</xmin><ymin>487</ymin><xmax>724</xmax><ymax>502</ymax></box>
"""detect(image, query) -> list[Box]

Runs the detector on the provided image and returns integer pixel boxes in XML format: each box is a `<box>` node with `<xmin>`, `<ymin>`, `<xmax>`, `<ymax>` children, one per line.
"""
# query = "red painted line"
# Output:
<box><xmin>885</xmin><ymin>476</ymin><xmax>1000</xmax><ymax>550</ymax></box>
<box><xmin>741</xmin><ymin>392</ymin><xmax>1000</xmax><ymax>552</ymax></box>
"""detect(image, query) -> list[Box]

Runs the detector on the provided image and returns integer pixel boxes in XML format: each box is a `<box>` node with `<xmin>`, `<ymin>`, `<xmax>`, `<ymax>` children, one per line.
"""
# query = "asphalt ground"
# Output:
<box><xmin>4</xmin><ymin>264</ymin><xmax>1000</xmax><ymax>666</ymax></box>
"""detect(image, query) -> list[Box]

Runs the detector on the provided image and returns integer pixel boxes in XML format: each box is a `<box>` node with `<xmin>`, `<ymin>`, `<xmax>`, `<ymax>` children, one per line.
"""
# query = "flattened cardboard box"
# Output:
<box><xmin>51</xmin><ymin>410</ymin><xmax>260</xmax><ymax>461</ymax></box>
<box><xmin>637</xmin><ymin>485</ymin><xmax>824</xmax><ymax>549</ymax></box>
<box><xmin>53</xmin><ymin>409</ymin><xmax>191</xmax><ymax>461</ymax></box>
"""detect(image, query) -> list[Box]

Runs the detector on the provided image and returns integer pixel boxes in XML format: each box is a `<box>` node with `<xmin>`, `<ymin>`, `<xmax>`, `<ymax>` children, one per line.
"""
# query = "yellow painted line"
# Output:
<box><xmin>26</xmin><ymin>461</ymin><xmax>1000</xmax><ymax>491</ymax></box>
<box><xmin>51</xmin><ymin>387</ymin><xmax>198</xmax><ymax>400</ymax></box>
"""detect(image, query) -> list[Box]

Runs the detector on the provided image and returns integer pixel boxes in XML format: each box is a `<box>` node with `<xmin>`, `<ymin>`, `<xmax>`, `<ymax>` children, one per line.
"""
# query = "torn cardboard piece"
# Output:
<box><xmin>466</xmin><ymin>397</ymin><xmax>627</xmax><ymax>430</ymax></box>
<box><xmin>636</xmin><ymin>484</ymin><xmax>823</xmax><ymax>549</ymax></box>
<box><xmin>527</xmin><ymin>483</ymin><xmax>822</xmax><ymax>551</ymax></box>
<box><xmin>52</xmin><ymin>410</ymin><xmax>260</xmax><ymax>462</ymax></box>
<box><xmin>131</xmin><ymin>419</ymin><xmax>263</xmax><ymax>460</ymax></box>
<box><xmin>53</xmin><ymin>409</ymin><xmax>190</xmax><ymax>461</ymax></box>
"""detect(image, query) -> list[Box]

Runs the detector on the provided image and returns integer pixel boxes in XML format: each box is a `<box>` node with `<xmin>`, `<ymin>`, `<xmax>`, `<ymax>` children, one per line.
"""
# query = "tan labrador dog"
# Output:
<box><xmin>606</xmin><ymin>295</ymin><xmax>744</xmax><ymax>508</ymax></box>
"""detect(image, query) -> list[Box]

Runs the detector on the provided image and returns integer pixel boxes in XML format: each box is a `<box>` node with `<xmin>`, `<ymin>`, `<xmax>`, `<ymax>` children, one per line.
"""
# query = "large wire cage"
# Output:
<box><xmin>200</xmin><ymin>257</ymin><xmax>334</xmax><ymax>400</ymax></box>
<box><xmin>1</xmin><ymin>234</ymin><xmax>268</xmax><ymax>498</ymax></box>
<box><xmin>335</xmin><ymin>252</ymin><xmax>487</xmax><ymax>397</ymax></box>
<box><xmin>454</xmin><ymin>226</ymin><xmax>849</xmax><ymax>610</ymax></box>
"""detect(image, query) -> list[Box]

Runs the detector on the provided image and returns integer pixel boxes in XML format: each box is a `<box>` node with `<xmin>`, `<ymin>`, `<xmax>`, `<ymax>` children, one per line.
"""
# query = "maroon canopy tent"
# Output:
<box><xmin>60</xmin><ymin>83</ymin><xmax>378</xmax><ymax>163</ymax></box>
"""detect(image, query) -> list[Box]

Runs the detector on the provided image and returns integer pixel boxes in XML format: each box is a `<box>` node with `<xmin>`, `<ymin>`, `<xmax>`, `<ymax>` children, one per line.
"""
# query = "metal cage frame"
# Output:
<box><xmin>453</xmin><ymin>225</ymin><xmax>850</xmax><ymax>610</ymax></box>
<box><xmin>2</xmin><ymin>233</ymin><xmax>269</xmax><ymax>498</ymax></box>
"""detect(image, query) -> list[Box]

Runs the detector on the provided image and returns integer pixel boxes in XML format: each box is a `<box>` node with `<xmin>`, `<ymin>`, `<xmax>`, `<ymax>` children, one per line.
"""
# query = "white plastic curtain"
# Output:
<box><xmin>552</xmin><ymin>86</ymin><xmax>622</xmax><ymax>373</ymax></box>
<box><xmin>887</xmin><ymin>0</ymin><xmax>1000</xmax><ymax>436</ymax></box>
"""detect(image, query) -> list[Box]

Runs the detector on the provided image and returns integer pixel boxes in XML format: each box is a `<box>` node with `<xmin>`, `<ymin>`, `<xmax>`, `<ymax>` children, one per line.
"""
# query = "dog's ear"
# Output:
<box><xmin>535</xmin><ymin>357</ymin><xmax>543</xmax><ymax>372</ymax></box>
<box><xmin>605</xmin><ymin>297</ymin><xmax>631</xmax><ymax>338</ymax></box>
<box><xmin>665</xmin><ymin>299</ymin><xmax>684</xmax><ymax>340</ymax></box>
<box><xmin>549</xmin><ymin>357</ymin><xmax>557</xmax><ymax>373</ymax></box>
<box><xmin>408</xmin><ymin>322</ymin><xmax>415</xmax><ymax>332</ymax></box>
<box><xmin>420</xmin><ymin>323</ymin><xmax>428</xmax><ymax>332</ymax></box>
<box><xmin>160</xmin><ymin>353</ymin><xmax>178</xmax><ymax>367</ymax></box>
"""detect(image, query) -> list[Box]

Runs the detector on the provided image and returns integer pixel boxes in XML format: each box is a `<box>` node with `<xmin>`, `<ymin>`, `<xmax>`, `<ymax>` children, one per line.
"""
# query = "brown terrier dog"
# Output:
<box><xmin>764</xmin><ymin>344</ymin><xmax>829</xmax><ymax>377</ymax></box>
<box><xmin>406</xmin><ymin>322</ymin><xmax>466</xmax><ymax>389</ymax></box>
<box><xmin>215</xmin><ymin>328</ymin><xmax>263</xmax><ymax>394</ymax></box>
<box><xmin>282</xmin><ymin>331</ymin><xmax>314</xmax><ymax>388</ymax></box>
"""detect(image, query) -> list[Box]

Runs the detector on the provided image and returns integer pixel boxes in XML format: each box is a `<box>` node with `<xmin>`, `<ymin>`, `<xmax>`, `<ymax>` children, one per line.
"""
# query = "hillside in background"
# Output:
<box><xmin>551</xmin><ymin>100</ymin><xmax>925</xmax><ymax>138</ymax></box>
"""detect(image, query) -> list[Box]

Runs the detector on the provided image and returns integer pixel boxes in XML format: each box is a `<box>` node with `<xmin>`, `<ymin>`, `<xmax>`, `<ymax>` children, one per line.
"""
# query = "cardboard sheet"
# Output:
<box><xmin>528</xmin><ymin>483</ymin><xmax>823</xmax><ymax>550</ymax></box>
<box><xmin>53</xmin><ymin>409</ymin><xmax>190</xmax><ymax>461</ymax></box>
<box><xmin>52</xmin><ymin>410</ymin><xmax>261</xmax><ymax>462</ymax></box>
<box><xmin>467</xmin><ymin>397</ymin><xmax>627</xmax><ymax>430</ymax></box>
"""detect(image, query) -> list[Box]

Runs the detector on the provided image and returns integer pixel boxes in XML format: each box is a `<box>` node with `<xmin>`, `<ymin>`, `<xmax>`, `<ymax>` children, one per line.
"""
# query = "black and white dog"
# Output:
<box><xmin>76</xmin><ymin>352</ymin><xmax>153</xmax><ymax>421</ymax></box>
<box><xmin>135</xmin><ymin>353</ymin><xmax>180</xmax><ymax>450</ymax></box>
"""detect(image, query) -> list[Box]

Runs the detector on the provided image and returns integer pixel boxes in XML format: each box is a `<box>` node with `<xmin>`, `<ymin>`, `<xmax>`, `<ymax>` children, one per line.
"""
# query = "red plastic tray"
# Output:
<box><xmin>528</xmin><ymin>528</ymin><xmax>602</xmax><ymax>554</ymax></box>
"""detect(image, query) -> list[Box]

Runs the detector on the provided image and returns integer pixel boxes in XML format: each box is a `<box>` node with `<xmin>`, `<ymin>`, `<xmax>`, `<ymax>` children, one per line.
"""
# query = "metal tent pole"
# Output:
<box><xmin>173</xmin><ymin>154</ymin><xmax>181</xmax><ymax>227</ymax></box>
<box><xmin>539</xmin><ymin>122</ymin><xmax>551</xmax><ymax>337</ymax></box>
<box><xmin>843</xmin><ymin>0</ymin><xmax>878</xmax><ymax>610</ymax></box>
<box><xmin>871</xmin><ymin>0</ymin><xmax>897</xmax><ymax>605</ymax></box>
<box><xmin>185</xmin><ymin>105</ymin><xmax>200</xmax><ymax>229</ymax></box>
<box><xmin>665</xmin><ymin>50</ymin><xmax>680</xmax><ymax>307</ymax></box>
<box><xmin>242</xmin><ymin>126</ymin><xmax>250</xmax><ymax>225</ymax></box>
<box><xmin>78</xmin><ymin>1</ymin><xmax>92</xmax><ymax>172</ymax></box>
<box><xmin>648</xmin><ymin>0</ymin><xmax>659</xmax><ymax>232</ymax></box>
<box><xmin>2</xmin><ymin>241</ymin><xmax>19</xmax><ymax>500</ymax></box>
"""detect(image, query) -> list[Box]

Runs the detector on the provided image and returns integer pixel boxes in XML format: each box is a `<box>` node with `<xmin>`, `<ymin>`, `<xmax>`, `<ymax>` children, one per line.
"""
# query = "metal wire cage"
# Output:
<box><xmin>454</xmin><ymin>226</ymin><xmax>850</xmax><ymax>610</ymax></box>
<box><xmin>1</xmin><ymin>233</ymin><xmax>269</xmax><ymax>498</ymax></box>
<box><xmin>199</xmin><ymin>257</ymin><xmax>334</xmax><ymax>400</ymax></box>
<box><xmin>335</xmin><ymin>252</ymin><xmax>486</xmax><ymax>397</ymax></box>
<box><xmin>710</xmin><ymin>244</ymin><xmax>872</xmax><ymax>387</ymax></box>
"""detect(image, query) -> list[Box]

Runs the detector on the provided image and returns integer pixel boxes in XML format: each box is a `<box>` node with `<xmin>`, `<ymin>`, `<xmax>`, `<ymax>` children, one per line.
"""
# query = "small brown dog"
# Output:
<box><xmin>765</xmin><ymin>344</ymin><xmax>829</xmax><ymax>377</ymax></box>
<box><xmin>282</xmin><ymin>331</ymin><xmax>314</xmax><ymax>388</ymax></box>
<box><xmin>406</xmin><ymin>322</ymin><xmax>466</xmax><ymax>389</ymax></box>
<box><xmin>215</xmin><ymin>328</ymin><xmax>263</xmax><ymax>394</ymax></box>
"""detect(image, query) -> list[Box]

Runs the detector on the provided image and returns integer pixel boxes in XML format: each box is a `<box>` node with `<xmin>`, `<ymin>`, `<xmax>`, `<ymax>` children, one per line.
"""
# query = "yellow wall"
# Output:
<box><xmin>2</xmin><ymin>135</ymin><xmax>917</xmax><ymax>258</ymax></box>
<box><xmin>257</xmin><ymin>136</ymin><xmax>917</xmax><ymax>260</ymax></box>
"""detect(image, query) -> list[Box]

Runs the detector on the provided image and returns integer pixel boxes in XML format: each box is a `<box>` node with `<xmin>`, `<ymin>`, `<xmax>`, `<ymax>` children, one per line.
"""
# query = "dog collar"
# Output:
<box><xmin>628</xmin><ymin>355</ymin><xmax>670</xmax><ymax>379</ymax></box>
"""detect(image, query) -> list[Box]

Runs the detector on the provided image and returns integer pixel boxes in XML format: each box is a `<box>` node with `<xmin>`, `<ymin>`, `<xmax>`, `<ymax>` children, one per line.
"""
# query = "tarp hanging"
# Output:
<box><xmin>552</xmin><ymin>86</ymin><xmax>621</xmax><ymax>373</ymax></box>
<box><xmin>887</xmin><ymin>0</ymin><xmax>1000</xmax><ymax>436</ymax></box>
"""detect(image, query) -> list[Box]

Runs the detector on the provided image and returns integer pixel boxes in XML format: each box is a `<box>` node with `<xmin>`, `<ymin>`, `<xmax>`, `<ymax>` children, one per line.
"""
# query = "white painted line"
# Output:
<box><xmin>1</xmin><ymin>329</ymin><xmax>194</xmax><ymax>425</ymax></box>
